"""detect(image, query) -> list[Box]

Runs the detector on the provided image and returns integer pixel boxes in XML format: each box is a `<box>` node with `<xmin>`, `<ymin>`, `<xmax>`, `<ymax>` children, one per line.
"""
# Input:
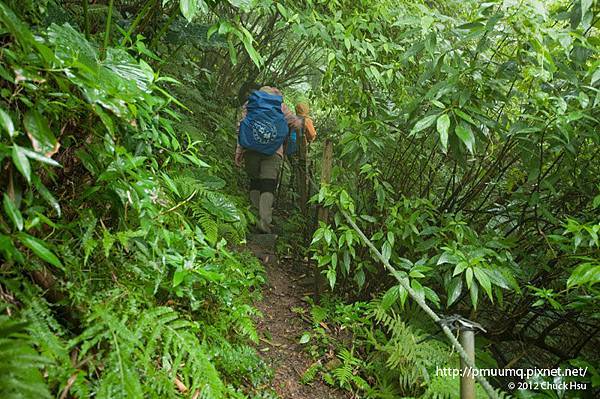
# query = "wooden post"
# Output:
<box><xmin>314</xmin><ymin>140</ymin><xmax>333</xmax><ymax>301</ymax></box>
<box><xmin>460</xmin><ymin>329</ymin><xmax>476</xmax><ymax>399</ymax></box>
<box><xmin>298</xmin><ymin>139</ymin><xmax>309</xmax><ymax>216</ymax></box>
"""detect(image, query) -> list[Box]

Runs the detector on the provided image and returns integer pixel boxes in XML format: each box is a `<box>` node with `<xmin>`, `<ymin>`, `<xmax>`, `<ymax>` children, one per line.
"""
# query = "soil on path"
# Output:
<box><xmin>248</xmin><ymin>234</ymin><xmax>348</xmax><ymax>399</ymax></box>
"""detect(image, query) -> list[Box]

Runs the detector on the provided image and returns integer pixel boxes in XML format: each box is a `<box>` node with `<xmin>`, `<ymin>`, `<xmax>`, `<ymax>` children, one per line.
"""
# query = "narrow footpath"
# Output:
<box><xmin>247</xmin><ymin>234</ymin><xmax>347</xmax><ymax>399</ymax></box>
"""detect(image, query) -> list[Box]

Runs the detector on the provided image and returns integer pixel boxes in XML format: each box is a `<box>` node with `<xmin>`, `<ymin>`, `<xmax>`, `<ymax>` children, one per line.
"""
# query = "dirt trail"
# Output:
<box><xmin>248</xmin><ymin>234</ymin><xmax>347</xmax><ymax>399</ymax></box>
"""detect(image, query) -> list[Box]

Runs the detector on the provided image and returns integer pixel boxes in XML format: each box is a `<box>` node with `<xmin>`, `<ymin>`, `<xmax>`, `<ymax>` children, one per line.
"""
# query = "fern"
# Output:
<box><xmin>69</xmin><ymin>300</ymin><xmax>225</xmax><ymax>399</ymax></box>
<box><xmin>330</xmin><ymin>347</ymin><xmax>371</xmax><ymax>391</ymax></box>
<box><xmin>0</xmin><ymin>313</ymin><xmax>51</xmax><ymax>399</ymax></box>
<box><xmin>301</xmin><ymin>362</ymin><xmax>321</xmax><ymax>384</ymax></box>
<box><xmin>197</xmin><ymin>209</ymin><xmax>220</xmax><ymax>245</ymax></box>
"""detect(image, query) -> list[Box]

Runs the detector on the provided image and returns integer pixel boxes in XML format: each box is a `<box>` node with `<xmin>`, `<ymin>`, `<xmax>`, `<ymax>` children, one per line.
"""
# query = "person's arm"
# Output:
<box><xmin>281</xmin><ymin>103</ymin><xmax>302</xmax><ymax>129</ymax></box>
<box><xmin>234</xmin><ymin>102</ymin><xmax>248</xmax><ymax>167</ymax></box>
<box><xmin>237</xmin><ymin>101</ymin><xmax>248</xmax><ymax>130</ymax></box>
<box><xmin>304</xmin><ymin>118</ymin><xmax>317</xmax><ymax>143</ymax></box>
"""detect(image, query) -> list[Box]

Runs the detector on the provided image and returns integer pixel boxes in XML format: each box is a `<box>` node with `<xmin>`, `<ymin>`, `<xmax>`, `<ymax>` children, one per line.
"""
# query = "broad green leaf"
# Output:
<box><xmin>438</xmin><ymin>252</ymin><xmax>456</xmax><ymax>265</ymax></box>
<box><xmin>238</xmin><ymin>26</ymin><xmax>262</xmax><ymax>67</ymax></box>
<box><xmin>567</xmin><ymin>262</ymin><xmax>600</xmax><ymax>288</ymax></box>
<box><xmin>436</xmin><ymin>114</ymin><xmax>450</xmax><ymax>152</ymax></box>
<box><xmin>411</xmin><ymin>279</ymin><xmax>425</xmax><ymax>300</ymax></box>
<box><xmin>17</xmin><ymin>232</ymin><xmax>63</xmax><ymax>269</ymax></box>
<box><xmin>455</xmin><ymin>123</ymin><xmax>475</xmax><ymax>154</ymax></box>
<box><xmin>299</xmin><ymin>332</ymin><xmax>311</xmax><ymax>344</ymax></box>
<box><xmin>324</xmin><ymin>229</ymin><xmax>333</xmax><ymax>245</ymax></box>
<box><xmin>446</xmin><ymin>277</ymin><xmax>463</xmax><ymax>307</ymax></box>
<box><xmin>23</xmin><ymin>109</ymin><xmax>57</xmax><ymax>155</ymax></box>
<box><xmin>381</xmin><ymin>285</ymin><xmax>399</xmax><ymax>309</ymax></box>
<box><xmin>180</xmin><ymin>0</ymin><xmax>208</xmax><ymax>23</ymax></box>
<box><xmin>470</xmin><ymin>282</ymin><xmax>479</xmax><ymax>309</ymax></box>
<box><xmin>201</xmin><ymin>193</ymin><xmax>240</xmax><ymax>222</ymax></box>
<box><xmin>591</xmin><ymin>66</ymin><xmax>600</xmax><ymax>85</ymax></box>
<box><xmin>355</xmin><ymin>268</ymin><xmax>365</xmax><ymax>289</ymax></box>
<box><xmin>473</xmin><ymin>267</ymin><xmax>493</xmax><ymax>301</ymax></box>
<box><xmin>411</xmin><ymin>114</ymin><xmax>438</xmax><ymax>134</ymax></box>
<box><xmin>3</xmin><ymin>193</ymin><xmax>23</xmax><ymax>231</ymax></box>
<box><xmin>161</xmin><ymin>172</ymin><xmax>180</xmax><ymax>197</ymax></box>
<box><xmin>424</xmin><ymin>286</ymin><xmax>440</xmax><ymax>308</ymax></box>
<box><xmin>22</xmin><ymin>148</ymin><xmax>60</xmax><ymax>167</ymax></box>
<box><xmin>173</xmin><ymin>268</ymin><xmax>186</xmax><ymax>287</ymax></box>
<box><xmin>12</xmin><ymin>145</ymin><xmax>31</xmax><ymax>183</ymax></box>
<box><xmin>381</xmin><ymin>241</ymin><xmax>392</xmax><ymax>263</ymax></box>
<box><xmin>276</xmin><ymin>2</ymin><xmax>288</xmax><ymax>18</ymax></box>
<box><xmin>581</xmin><ymin>0</ymin><xmax>593</xmax><ymax>17</ymax></box>
<box><xmin>457</xmin><ymin>21</ymin><xmax>485</xmax><ymax>30</ymax></box>
<box><xmin>465</xmin><ymin>267</ymin><xmax>473</xmax><ymax>288</ymax></box>
<box><xmin>326</xmin><ymin>268</ymin><xmax>336</xmax><ymax>289</ymax></box>
<box><xmin>454</xmin><ymin>108</ymin><xmax>476</xmax><ymax>125</ymax></box>
<box><xmin>398</xmin><ymin>284</ymin><xmax>408</xmax><ymax>308</ymax></box>
<box><xmin>453</xmin><ymin>261</ymin><xmax>468</xmax><ymax>276</ymax></box>
<box><xmin>0</xmin><ymin>108</ymin><xmax>15</xmax><ymax>138</ymax></box>
<box><xmin>227</xmin><ymin>37</ymin><xmax>238</xmax><ymax>65</ymax></box>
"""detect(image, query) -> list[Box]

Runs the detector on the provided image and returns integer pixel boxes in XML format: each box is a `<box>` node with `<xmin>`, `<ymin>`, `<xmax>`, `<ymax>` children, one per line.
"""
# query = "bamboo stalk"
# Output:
<box><xmin>82</xmin><ymin>0</ymin><xmax>90</xmax><ymax>40</ymax></box>
<box><xmin>103</xmin><ymin>0</ymin><xmax>115</xmax><ymax>52</ymax></box>
<box><xmin>121</xmin><ymin>0</ymin><xmax>158</xmax><ymax>46</ymax></box>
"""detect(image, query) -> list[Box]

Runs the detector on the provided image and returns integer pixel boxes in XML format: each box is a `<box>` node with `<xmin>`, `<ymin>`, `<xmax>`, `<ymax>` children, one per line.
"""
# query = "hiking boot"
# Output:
<box><xmin>258</xmin><ymin>219</ymin><xmax>272</xmax><ymax>234</ymax></box>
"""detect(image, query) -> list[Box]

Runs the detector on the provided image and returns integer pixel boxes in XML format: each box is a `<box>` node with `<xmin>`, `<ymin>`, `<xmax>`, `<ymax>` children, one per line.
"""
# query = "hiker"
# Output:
<box><xmin>294</xmin><ymin>102</ymin><xmax>317</xmax><ymax>145</ymax></box>
<box><xmin>283</xmin><ymin>102</ymin><xmax>318</xmax><ymax>213</ymax></box>
<box><xmin>235</xmin><ymin>85</ymin><xmax>302</xmax><ymax>233</ymax></box>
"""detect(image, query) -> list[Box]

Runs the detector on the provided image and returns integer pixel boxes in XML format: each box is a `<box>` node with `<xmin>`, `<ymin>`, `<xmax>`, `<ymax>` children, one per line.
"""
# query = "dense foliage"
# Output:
<box><xmin>0</xmin><ymin>1</ymin><xmax>277</xmax><ymax>398</ymax></box>
<box><xmin>295</xmin><ymin>0</ymin><xmax>600</xmax><ymax>397</ymax></box>
<box><xmin>0</xmin><ymin>0</ymin><xmax>598</xmax><ymax>398</ymax></box>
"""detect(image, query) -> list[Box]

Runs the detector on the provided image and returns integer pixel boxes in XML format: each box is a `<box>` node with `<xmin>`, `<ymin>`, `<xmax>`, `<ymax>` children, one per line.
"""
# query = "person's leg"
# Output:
<box><xmin>258</xmin><ymin>154</ymin><xmax>283</xmax><ymax>233</ymax></box>
<box><xmin>244</xmin><ymin>151</ymin><xmax>261</xmax><ymax>210</ymax></box>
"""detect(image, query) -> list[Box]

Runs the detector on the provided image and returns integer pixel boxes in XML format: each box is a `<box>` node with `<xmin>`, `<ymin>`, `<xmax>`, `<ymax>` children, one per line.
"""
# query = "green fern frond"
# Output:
<box><xmin>0</xmin><ymin>314</ymin><xmax>52</xmax><ymax>399</ymax></box>
<box><xmin>197</xmin><ymin>210</ymin><xmax>219</xmax><ymax>245</ymax></box>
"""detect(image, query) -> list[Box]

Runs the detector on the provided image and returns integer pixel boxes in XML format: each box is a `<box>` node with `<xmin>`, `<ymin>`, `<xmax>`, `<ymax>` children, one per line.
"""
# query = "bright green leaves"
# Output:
<box><xmin>179</xmin><ymin>0</ymin><xmax>208</xmax><ymax>23</ymax></box>
<box><xmin>529</xmin><ymin>286</ymin><xmax>562</xmax><ymax>310</ymax></box>
<box><xmin>207</xmin><ymin>20</ymin><xmax>263</xmax><ymax>68</ymax></box>
<box><xmin>3</xmin><ymin>194</ymin><xmax>23</xmax><ymax>231</ymax></box>
<box><xmin>414</xmin><ymin>111</ymin><xmax>476</xmax><ymax>154</ymax></box>
<box><xmin>591</xmin><ymin>62</ymin><xmax>600</xmax><ymax>85</ymax></box>
<box><xmin>339</xmin><ymin>189</ymin><xmax>355</xmax><ymax>214</ymax></box>
<box><xmin>17</xmin><ymin>233</ymin><xmax>63</xmax><ymax>269</ymax></box>
<box><xmin>173</xmin><ymin>268</ymin><xmax>186</xmax><ymax>287</ymax></box>
<box><xmin>446</xmin><ymin>277</ymin><xmax>462</xmax><ymax>307</ymax></box>
<box><xmin>238</xmin><ymin>25</ymin><xmax>263</xmax><ymax>67</ymax></box>
<box><xmin>381</xmin><ymin>285</ymin><xmax>408</xmax><ymax>310</ymax></box>
<box><xmin>455</xmin><ymin>122</ymin><xmax>475</xmax><ymax>154</ymax></box>
<box><xmin>438</xmin><ymin>243</ymin><xmax>516</xmax><ymax>309</ymax></box>
<box><xmin>567</xmin><ymin>262</ymin><xmax>600</xmax><ymax>289</ymax></box>
<box><xmin>0</xmin><ymin>108</ymin><xmax>15</xmax><ymax>138</ymax></box>
<box><xmin>12</xmin><ymin>145</ymin><xmax>31</xmax><ymax>183</ymax></box>
<box><xmin>200</xmin><ymin>192</ymin><xmax>241</xmax><ymax>223</ymax></box>
<box><xmin>473</xmin><ymin>267</ymin><xmax>492</xmax><ymax>300</ymax></box>
<box><xmin>436</xmin><ymin>114</ymin><xmax>450</xmax><ymax>153</ymax></box>
<box><xmin>411</xmin><ymin>114</ymin><xmax>438</xmax><ymax>135</ymax></box>
<box><xmin>299</xmin><ymin>332</ymin><xmax>311</xmax><ymax>344</ymax></box>
<box><xmin>23</xmin><ymin>109</ymin><xmax>58</xmax><ymax>156</ymax></box>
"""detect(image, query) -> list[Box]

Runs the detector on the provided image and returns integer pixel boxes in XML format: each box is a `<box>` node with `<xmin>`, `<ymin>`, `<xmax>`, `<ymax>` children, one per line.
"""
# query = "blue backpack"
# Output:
<box><xmin>285</xmin><ymin>117</ymin><xmax>305</xmax><ymax>156</ymax></box>
<box><xmin>239</xmin><ymin>91</ymin><xmax>289</xmax><ymax>155</ymax></box>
